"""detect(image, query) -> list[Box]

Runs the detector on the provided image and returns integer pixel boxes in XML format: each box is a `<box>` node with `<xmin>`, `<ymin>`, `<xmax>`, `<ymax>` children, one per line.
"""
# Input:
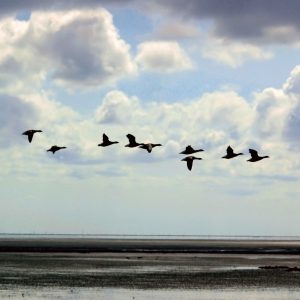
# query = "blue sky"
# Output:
<box><xmin>1</xmin><ymin>0</ymin><xmax>300</xmax><ymax>235</ymax></box>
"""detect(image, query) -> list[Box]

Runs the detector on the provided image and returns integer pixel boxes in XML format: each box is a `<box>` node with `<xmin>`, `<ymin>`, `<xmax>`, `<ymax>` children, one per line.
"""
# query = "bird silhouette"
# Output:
<box><xmin>98</xmin><ymin>134</ymin><xmax>119</xmax><ymax>147</ymax></box>
<box><xmin>247</xmin><ymin>149</ymin><xmax>269</xmax><ymax>162</ymax></box>
<box><xmin>125</xmin><ymin>134</ymin><xmax>141</xmax><ymax>148</ymax></box>
<box><xmin>47</xmin><ymin>145</ymin><xmax>67</xmax><ymax>154</ymax></box>
<box><xmin>139</xmin><ymin>143</ymin><xmax>162</xmax><ymax>153</ymax></box>
<box><xmin>222</xmin><ymin>145</ymin><xmax>243</xmax><ymax>159</ymax></box>
<box><xmin>22</xmin><ymin>129</ymin><xmax>42</xmax><ymax>143</ymax></box>
<box><xmin>180</xmin><ymin>145</ymin><xmax>204</xmax><ymax>155</ymax></box>
<box><xmin>181</xmin><ymin>156</ymin><xmax>202</xmax><ymax>171</ymax></box>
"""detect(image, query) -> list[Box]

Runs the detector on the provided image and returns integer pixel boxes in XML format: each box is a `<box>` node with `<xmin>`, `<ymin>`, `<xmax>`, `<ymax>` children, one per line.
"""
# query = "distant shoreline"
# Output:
<box><xmin>1</xmin><ymin>237</ymin><xmax>300</xmax><ymax>254</ymax></box>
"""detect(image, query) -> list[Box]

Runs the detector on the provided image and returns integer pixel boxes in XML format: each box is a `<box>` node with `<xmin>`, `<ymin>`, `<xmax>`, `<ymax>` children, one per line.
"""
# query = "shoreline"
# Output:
<box><xmin>1</xmin><ymin>237</ymin><xmax>300</xmax><ymax>254</ymax></box>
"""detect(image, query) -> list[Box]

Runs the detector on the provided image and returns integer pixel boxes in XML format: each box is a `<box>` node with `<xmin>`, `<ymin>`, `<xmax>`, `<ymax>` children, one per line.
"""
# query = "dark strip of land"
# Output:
<box><xmin>0</xmin><ymin>238</ymin><xmax>300</xmax><ymax>254</ymax></box>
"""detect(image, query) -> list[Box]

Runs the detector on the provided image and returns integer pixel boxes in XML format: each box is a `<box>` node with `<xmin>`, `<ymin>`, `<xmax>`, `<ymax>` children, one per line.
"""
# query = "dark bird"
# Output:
<box><xmin>247</xmin><ymin>149</ymin><xmax>269</xmax><ymax>162</ymax></box>
<box><xmin>180</xmin><ymin>145</ymin><xmax>204</xmax><ymax>155</ymax></box>
<box><xmin>222</xmin><ymin>145</ymin><xmax>243</xmax><ymax>159</ymax></box>
<box><xmin>181</xmin><ymin>156</ymin><xmax>202</xmax><ymax>171</ymax></box>
<box><xmin>47</xmin><ymin>145</ymin><xmax>67</xmax><ymax>154</ymax></box>
<box><xmin>139</xmin><ymin>143</ymin><xmax>162</xmax><ymax>153</ymax></box>
<box><xmin>98</xmin><ymin>133</ymin><xmax>119</xmax><ymax>147</ymax></box>
<box><xmin>125</xmin><ymin>134</ymin><xmax>141</xmax><ymax>148</ymax></box>
<box><xmin>22</xmin><ymin>129</ymin><xmax>42</xmax><ymax>143</ymax></box>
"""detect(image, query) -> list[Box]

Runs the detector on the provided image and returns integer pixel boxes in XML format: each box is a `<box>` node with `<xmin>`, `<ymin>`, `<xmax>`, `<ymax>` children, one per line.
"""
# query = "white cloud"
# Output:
<box><xmin>202</xmin><ymin>38</ymin><xmax>273</xmax><ymax>67</ymax></box>
<box><xmin>95</xmin><ymin>90</ymin><xmax>142</xmax><ymax>124</ymax></box>
<box><xmin>0</xmin><ymin>9</ymin><xmax>136</xmax><ymax>91</ymax></box>
<box><xmin>2</xmin><ymin>66</ymin><xmax>300</xmax><ymax>180</ymax></box>
<box><xmin>253</xmin><ymin>88</ymin><xmax>294</xmax><ymax>140</ymax></box>
<box><xmin>283</xmin><ymin>65</ymin><xmax>300</xmax><ymax>94</ymax></box>
<box><xmin>135</xmin><ymin>41</ymin><xmax>193</xmax><ymax>72</ymax></box>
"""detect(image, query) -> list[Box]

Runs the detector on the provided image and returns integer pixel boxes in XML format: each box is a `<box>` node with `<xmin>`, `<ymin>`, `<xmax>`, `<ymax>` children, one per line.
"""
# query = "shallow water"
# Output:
<box><xmin>1</xmin><ymin>287</ymin><xmax>300</xmax><ymax>300</ymax></box>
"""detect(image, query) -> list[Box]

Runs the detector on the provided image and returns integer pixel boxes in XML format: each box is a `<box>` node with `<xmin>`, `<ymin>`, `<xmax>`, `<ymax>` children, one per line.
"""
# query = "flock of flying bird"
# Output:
<box><xmin>22</xmin><ymin>129</ymin><xmax>270</xmax><ymax>171</ymax></box>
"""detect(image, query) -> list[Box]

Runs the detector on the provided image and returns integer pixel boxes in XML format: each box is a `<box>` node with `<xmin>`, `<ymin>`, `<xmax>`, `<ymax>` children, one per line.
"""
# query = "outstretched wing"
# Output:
<box><xmin>226</xmin><ymin>145</ymin><xmax>234</xmax><ymax>156</ymax></box>
<box><xmin>102</xmin><ymin>134</ymin><xmax>109</xmax><ymax>143</ymax></box>
<box><xmin>27</xmin><ymin>132</ymin><xmax>34</xmax><ymax>143</ymax></box>
<box><xmin>249</xmin><ymin>149</ymin><xmax>259</xmax><ymax>159</ymax></box>
<box><xmin>187</xmin><ymin>158</ymin><xmax>193</xmax><ymax>171</ymax></box>
<box><xmin>126</xmin><ymin>134</ymin><xmax>136</xmax><ymax>144</ymax></box>
<box><xmin>186</xmin><ymin>145</ymin><xmax>194</xmax><ymax>152</ymax></box>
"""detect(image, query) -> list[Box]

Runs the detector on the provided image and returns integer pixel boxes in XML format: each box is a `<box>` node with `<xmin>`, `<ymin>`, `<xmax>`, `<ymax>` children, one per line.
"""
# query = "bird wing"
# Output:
<box><xmin>147</xmin><ymin>144</ymin><xmax>152</xmax><ymax>153</ymax></box>
<box><xmin>103</xmin><ymin>134</ymin><xmax>109</xmax><ymax>143</ymax></box>
<box><xmin>27</xmin><ymin>132</ymin><xmax>34</xmax><ymax>143</ymax></box>
<box><xmin>187</xmin><ymin>159</ymin><xmax>193</xmax><ymax>171</ymax></box>
<box><xmin>186</xmin><ymin>145</ymin><xmax>194</xmax><ymax>152</ymax></box>
<box><xmin>126</xmin><ymin>134</ymin><xmax>136</xmax><ymax>144</ymax></box>
<box><xmin>227</xmin><ymin>145</ymin><xmax>234</xmax><ymax>155</ymax></box>
<box><xmin>249</xmin><ymin>149</ymin><xmax>259</xmax><ymax>158</ymax></box>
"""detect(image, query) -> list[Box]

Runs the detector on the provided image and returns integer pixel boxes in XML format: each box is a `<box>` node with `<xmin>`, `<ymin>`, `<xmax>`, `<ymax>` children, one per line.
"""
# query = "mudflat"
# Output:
<box><xmin>0</xmin><ymin>238</ymin><xmax>300</xmax><ymax>289</ymax></box>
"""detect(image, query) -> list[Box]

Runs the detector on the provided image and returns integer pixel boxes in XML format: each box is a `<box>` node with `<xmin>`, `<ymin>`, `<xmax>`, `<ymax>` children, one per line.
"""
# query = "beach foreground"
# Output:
<box><xmin>0</xmin><ymin>237</ymin><xmax>300</xmax><ymax>289</ymax></box>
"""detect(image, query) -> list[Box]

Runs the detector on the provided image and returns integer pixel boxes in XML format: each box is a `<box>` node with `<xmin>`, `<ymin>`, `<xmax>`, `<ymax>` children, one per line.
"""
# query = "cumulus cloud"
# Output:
<box><xmin>283</xmin><ymin>66</ymin><xmax>300</xmax><ymax>94</ymax></box>
<box><xmin>2</xmin><ymin>63</ymin><xmax>300</xmax><ymax>179</ymax></box>
<box><xmin>202</xmin><ymin>38</ymin><xmax>273</xmax><ymax>67</ymax></box>
<box><xmin>247</xmin><ymin>65</ymin><xmax>300</xmax><ymax>155</ymax></box>
<box><xmin>90</xmin><ymin>66</ymin><xmax>300</xmax><ymax>177</ymax></box>
<box><xmin>0</xmin><ymin>9</ymin><xmax>136</xmax><ymax>91</ymax></box>
<box><xmin>135</xmin><ymin>41</ymin><xmax>193</xmax><ymax>72</ymax></box>
<box><xmin>95</xmin><ymin>90</ymin><xmax>142</xmax><ymax>124</ymax></box>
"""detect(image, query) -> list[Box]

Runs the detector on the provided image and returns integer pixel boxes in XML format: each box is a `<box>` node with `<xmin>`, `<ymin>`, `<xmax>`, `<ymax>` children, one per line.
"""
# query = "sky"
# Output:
<box><xmin>1</xmin><ymin>0</ymin><xmax>300</xmax><ymax>235</ymax></box>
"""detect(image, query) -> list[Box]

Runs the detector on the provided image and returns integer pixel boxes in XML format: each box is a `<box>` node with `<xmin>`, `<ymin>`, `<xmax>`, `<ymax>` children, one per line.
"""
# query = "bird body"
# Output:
<box><xmin>47</xmin><ymin>145</ymin><xmax>67</xmax><ymax>154</ymax></box>
<box><xmin>98</xmin><ymin>134</ymin><xmax>119</xmax><ymax>147</ymax></box>
<box><xmin>22</xmin><ymin>129</ymin><xmax>42</xmax><ymax>143</ymax></box>
<box><xmin>181</xmin><ymin>156</ymin><xmax>202</xmax><ymax>171</ymax></box>
<box><xmin>247</xmin><ymin>149</ymin><xmax>269</xmax><ymax>162</ymax></box>
<box><xmin>125</xmin><ymin>134</ymin><xmax>141</xmax><ymax>148</ymax></box>
<box><xmin>139</xmin><ymin>143</ymin><xmax>162</xmax><ymax>153</ymax></box>
<box><xmin>222</xmin><ymin>145</ymin><xmax>243</xmax><ymax>159</ymax></box>
<box><xmin>180</xmin><ymin>145</ymin><xmax>204</xmax><ymax>155</ymax></box>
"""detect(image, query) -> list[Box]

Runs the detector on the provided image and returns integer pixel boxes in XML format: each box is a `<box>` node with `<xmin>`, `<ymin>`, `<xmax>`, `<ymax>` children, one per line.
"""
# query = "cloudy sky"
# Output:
<box><xmin>1</xmin><ymin>0</ymin><xmax>300</xmax><ymax>235</ymax></box>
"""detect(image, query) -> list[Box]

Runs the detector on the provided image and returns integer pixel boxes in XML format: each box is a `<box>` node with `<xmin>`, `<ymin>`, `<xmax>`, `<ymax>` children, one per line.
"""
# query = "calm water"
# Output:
<box><xmin>1</xmin><ymin>287</ymin><xmax>300</xmax><ymax>299</ymax></box>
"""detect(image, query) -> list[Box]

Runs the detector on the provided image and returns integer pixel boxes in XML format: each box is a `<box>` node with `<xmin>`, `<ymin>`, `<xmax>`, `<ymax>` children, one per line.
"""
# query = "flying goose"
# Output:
<box><xmin>125</xmin><ymin>134</ymin><xmax>141</xmax><ymax>148</ymax></box>
<box><xmin>181</xmin><ymin>156</ymin><xmax>202</xmax><ymax>171</ymax></box>
<box><xmin>222</xmin><ymin>145</ymin><xmax>243</xmax><ymax>159</ymax></box>
<box><xmin>22</xmin><ymin>129</ymin><xmax>42</xmax><ymax>143</ymax></box>
<box><xmin>47</xmin><ymin>145</ymin><xmax>67</xmax><ymax>154</ymax></box>
<box><xmin>180</xmin><ymin>145</ymin><xmax>204</xmax><ymax>155</ymax></box>
<box><xmin>139</xmin><ymin>143</ymin><xmax>162</xmax><ymax>153</ymax></box>
<box><xmin>247</xmin><ymin>149</ymin><xmax>269</xmax><ymax>162</ymax></box>
<box><xmin>98</xmin><ymin>134</ymin><xmax>119</xmax><ymax>147</ymax></box>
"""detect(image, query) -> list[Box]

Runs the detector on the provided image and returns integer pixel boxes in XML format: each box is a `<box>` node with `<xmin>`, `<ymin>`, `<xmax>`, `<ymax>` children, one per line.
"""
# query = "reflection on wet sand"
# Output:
<box><xmin>1</xmin><ymin>237</ymin><xmax>300</xmax><ymax>298</ymax></box>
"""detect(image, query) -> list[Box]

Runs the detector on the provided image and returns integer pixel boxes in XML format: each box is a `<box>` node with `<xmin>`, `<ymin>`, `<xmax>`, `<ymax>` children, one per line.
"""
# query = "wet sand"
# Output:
<box><xmin>0</xmin><ymin>238</ymin><xmax>300</xmax><ymax>289</ymax></box>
